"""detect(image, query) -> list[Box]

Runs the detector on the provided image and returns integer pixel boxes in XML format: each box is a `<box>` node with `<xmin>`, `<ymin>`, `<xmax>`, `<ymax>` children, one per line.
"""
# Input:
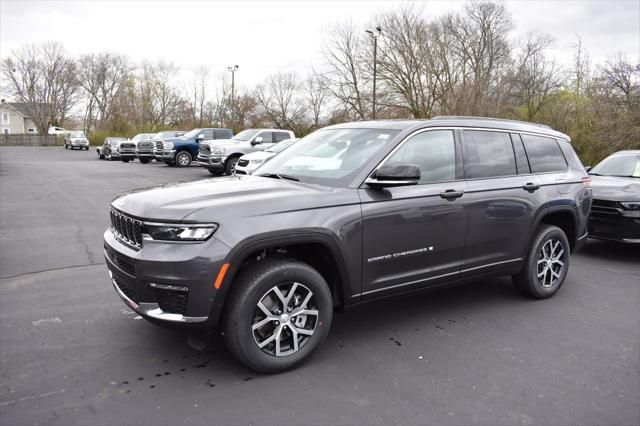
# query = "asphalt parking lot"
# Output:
<box><xmin>0</xmin><ymin>146</ymin><xmax>638</xmax><ymax>426</ymax></box>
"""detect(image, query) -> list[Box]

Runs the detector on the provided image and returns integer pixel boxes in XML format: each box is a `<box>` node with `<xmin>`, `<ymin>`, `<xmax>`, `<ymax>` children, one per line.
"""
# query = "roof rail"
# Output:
<box><xmin>431</xmin><ymin>115</ymin><xmax>552</xmax><ymax>130</ymax></box>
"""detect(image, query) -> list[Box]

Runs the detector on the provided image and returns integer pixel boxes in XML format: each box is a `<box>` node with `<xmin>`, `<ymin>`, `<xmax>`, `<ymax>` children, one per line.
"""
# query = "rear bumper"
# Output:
<box><xmin>103</xmin><ymin>228</ymin><xmax>232</xmax><ymax>329</ymax></box>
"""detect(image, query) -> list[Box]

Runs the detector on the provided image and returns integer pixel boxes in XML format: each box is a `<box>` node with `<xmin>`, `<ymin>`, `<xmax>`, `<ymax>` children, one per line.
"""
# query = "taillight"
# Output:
<box><xmin>582</xmin><ymin>176</ymin><xmax>591</xmax><ymax>188</ymax></box>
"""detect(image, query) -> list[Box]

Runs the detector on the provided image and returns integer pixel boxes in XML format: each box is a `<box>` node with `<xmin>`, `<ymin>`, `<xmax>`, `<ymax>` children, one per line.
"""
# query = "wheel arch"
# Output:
<box><xmin>528</xmin><ymin>205</ymin><xmax>578</xmax><ymax>254</ymax></box>
<box><xmin>210</xmin><ymin>230</ymin><xmax>353</xmax><ymax>326</ymax></box>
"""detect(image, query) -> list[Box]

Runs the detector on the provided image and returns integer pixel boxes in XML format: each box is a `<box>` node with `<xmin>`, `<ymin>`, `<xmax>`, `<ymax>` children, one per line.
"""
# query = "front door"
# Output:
<box><xmin>359</xmin><ymin>129</ymin><xmax>467</xmax><ymax>299</ymax></box>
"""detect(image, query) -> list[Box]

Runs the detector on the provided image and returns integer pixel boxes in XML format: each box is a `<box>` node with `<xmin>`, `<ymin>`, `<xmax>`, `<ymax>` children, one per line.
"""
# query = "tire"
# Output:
<box><xmin>175</xmin><ymin>151</ymin><xmax>192</xmax><ymax>167</ymax></box>
<box><xmin>122</xmin><ymin>159</ymin><xmax>130</xmax><ymax>163</ymax></box>
<box><xmin>225</xmin><ymin>156</ymin><xmax>239</xmax><ymax>175</ymax></box>
<box><xmin>140</xmin><ymin>159</ymin><xmax>149</xmax><ymax>164</ymax></box>
<box><xmin>512</xmin><ymin>225</ymin><xmax>570</xmax><ymax>299</ymax></box>
<box><xmin>223</xmin><ymin>257</ymin><xmax>333</xmax><ymax>373</ymax></box>
<box><xmin>208</xmin><ymin>169</ymin><xmax>223</xmax><ymax>176</ymax></box>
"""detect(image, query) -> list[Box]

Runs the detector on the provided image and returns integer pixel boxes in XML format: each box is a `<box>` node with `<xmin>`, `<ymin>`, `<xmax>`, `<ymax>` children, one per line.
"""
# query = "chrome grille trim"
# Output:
<box><xmin>110</xmin><ymin>208</ymin><xmax>143</xmax><ymax>248</ymax></box>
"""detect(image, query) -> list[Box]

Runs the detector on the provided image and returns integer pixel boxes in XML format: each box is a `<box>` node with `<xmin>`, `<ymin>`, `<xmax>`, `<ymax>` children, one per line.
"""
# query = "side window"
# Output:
<box><xmin>257</xmin><ymin>132</ymin><xmax>273</xmax><ymax>143</ymax></box>
<box><xmin>511</xmin><ymin>134</ymin><xmax>531</xmax><ymax>174</ymax></box>
<box><xmin>521</xmin><ymin>134</ymin><xmax>567</xmax><ymax>173</ymax></box>
<box><xmin>462</xmin><ymin>130</ymin><xmax>517</xmax><ymax>179</ymax></box>
<box><xmin>200</xmin><ymin>129</ymin><xmax>214</xmax><ymax>140</ymax></box>
<box><xmin>214</xmin><ymin>129</ymin><xmax>230</xmax><ymax>139</ymax></box>
<box><xmin>385</xmin><ymin>130</ymin><xmax>456</xmax><ymax>184</ymax></box>
<box><xmin>273</xmin><ymin>132</ymin><xmax>290</xmax><ymax>143</ymax></box>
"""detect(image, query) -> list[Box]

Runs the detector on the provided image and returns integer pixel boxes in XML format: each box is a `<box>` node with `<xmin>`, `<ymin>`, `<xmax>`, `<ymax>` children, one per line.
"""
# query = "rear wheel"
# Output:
<box><xmin>224</xmin><ymin>257</ymin><xmax>333</xmax><ymax>373</ymax></box>
<box><xmin>176</xmin><ymin>151</ymin><xmax>192</xmax><ymax>167</ymax></box>
<box><xmin>225</xmin><ymin>156</ymin><xmax>239</xmax><ymax>175</ymax></box>
<box><xmin>512</xmin><ymin>225</ymin><xmax>570</xmax><ymax>299</ymax></box>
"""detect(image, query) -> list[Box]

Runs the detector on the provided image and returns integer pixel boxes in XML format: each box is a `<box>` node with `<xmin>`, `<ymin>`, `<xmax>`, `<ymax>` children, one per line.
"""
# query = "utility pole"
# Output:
<box><xmin>365</xmin><ymin>26</ymin><xmax>382</xmax><ymax>120</ymax></box>
<box><xmin>227</xmin><ymin>65</ymin><xmax>239</xmax><ymax>128</ymax></box>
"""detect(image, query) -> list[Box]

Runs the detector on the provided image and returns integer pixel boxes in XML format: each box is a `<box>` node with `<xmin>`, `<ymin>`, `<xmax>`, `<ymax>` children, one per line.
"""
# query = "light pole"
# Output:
<box><xmin>227</xmin><ymin>65</ymin><xmax>239</xmax><ymax>127</ymax></box>
<box><xmin>366</xmin><ymin>26</ymin><xmax>382</xmax><ymax>120</ymax></box>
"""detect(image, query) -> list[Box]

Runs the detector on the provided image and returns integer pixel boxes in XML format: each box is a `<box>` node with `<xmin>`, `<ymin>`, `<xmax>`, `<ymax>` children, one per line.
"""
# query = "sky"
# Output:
<box><xmin>1</xmin><ymin>0</ymin><xmax>639</xmax><ymax>91</ymax></box>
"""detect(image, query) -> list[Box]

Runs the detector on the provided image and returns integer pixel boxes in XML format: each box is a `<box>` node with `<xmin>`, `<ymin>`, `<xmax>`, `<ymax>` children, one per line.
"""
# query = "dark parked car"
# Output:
<box><xmin>155</xmin><ymin>128</ymin><xmax>233</xmax><ymax>167</ymax></box>
<box><xmin>137</xmin><ymin>131</ymin><xmax>186</xmax><ymax>163</ymax></box>
<box><xmin>588</xmin><ymin>150</ymin><xmax>640</xmax><ymax>243</ymax></box>
<box><xmin>104</xmin><ymin>117</ymin><xmax>591</xmax><ymax>373</ymax></box>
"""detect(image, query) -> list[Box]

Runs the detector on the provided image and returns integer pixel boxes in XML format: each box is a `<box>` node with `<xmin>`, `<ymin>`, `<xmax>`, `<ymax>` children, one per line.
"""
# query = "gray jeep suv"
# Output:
<box><xmin>104</xmin><ymin>117</ymin><xmax>591</xmax><ymax>373</ymax></box>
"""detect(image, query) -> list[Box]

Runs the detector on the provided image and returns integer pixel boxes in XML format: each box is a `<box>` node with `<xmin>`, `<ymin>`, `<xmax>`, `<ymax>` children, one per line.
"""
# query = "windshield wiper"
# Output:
<box><xmin>256</xmin><ymin>173</ymin><xmax>300</xmax><ymax>182</ymax></box>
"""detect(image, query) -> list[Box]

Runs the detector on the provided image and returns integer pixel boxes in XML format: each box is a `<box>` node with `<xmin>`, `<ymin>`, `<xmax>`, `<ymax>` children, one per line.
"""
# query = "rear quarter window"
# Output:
<box><xmin>521</xmin><ymin>134</ymin><xmax>567</xmax><ymax>173</ymax></box>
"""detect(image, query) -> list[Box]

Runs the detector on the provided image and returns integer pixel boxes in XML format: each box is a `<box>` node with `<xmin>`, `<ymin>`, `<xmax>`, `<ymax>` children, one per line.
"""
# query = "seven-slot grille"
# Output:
<box><xmin>237</xmin><ymin>159</ymin><xmax>249</xmax><ymax>167</ymax></box>
<box><xmin>110</xmin><ymin>208</ymin><xmax>143</xmax><ymax>248</ymax></box>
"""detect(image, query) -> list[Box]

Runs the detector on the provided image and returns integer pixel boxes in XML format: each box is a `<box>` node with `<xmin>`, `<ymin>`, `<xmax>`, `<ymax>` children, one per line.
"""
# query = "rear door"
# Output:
<box><xmin>359</xmin><ymin>128</ymin><xmax>467</xmax><ymax>299</ymax></box>
<box><xmin>460</xmin><ymin>129</ymin><xmax>541</xmax><ymax>277</ymax></box>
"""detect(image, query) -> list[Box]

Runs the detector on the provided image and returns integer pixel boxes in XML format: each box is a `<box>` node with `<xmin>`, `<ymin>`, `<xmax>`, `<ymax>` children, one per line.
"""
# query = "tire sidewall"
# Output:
<box><xmin>227</xmin><ymin>261</ymin><xmax>333</xmax><ymax>372</ymax></box>
<box><xmin>176</xmin><ymin>151</ymin><xmax>191</xmax><ymax>167</ymax></box>
<box><xmin>526</xmin><ymin>226</ymin><xmax>570</xmax><ymax>298</ymax></box>
<box><xmin>225</xmin><ymin>156</ymin><xmax>239</xmax><ymax>175</ymax></box>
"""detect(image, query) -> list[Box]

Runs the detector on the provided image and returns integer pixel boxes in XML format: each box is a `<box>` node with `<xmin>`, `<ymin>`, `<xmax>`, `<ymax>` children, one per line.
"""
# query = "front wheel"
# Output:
<box><xmin>512</xmin><ymin>225</ymin><xmax>570</xmax><ymax>299</ymax></box>
<box><xmin>225</xmin><ymin>156</ymin><xmax>239</xmax><ymax>175</ymax></box>
<box><xmin>175</xmin><ymin>151</ymin><xmax>192</xmax><ymax>167</ymax></box>
<box><xmin>140</xmin><ymin>158</ymin><xmax>149</xmax><ymax>164</ymax></box>
<box><xmin>224</xmin><ymin>257</ymin><xmax>333</xmax><ymax>373</ymax></box>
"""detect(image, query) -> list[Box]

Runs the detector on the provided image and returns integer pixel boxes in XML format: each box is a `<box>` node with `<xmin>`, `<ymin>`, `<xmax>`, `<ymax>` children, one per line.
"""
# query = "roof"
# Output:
<box><xmin>325</xmin><ymin>116</ymin><xmax>570</xmax><ymax>140</ymax></box>
<box><xmin>2</xmin><ymin>102</ymin><xmax>53</xmax><ymax>119</ymax></box>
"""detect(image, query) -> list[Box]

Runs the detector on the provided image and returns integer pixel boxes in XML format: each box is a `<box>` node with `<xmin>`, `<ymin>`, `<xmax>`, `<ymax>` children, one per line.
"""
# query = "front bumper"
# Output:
<box><xmin>197</xmin><ymin>154</ymin><xmax>226</xmax><ymax>170</ymax></box>
<box><xmin>103</xmin><ymin>228</ymin><xmax>231</xmax><ymax>327</ymax></box>
<box><xmin>588</xmin><ymin>201</ymin><xmax>640</xmax><ymax>243</ymax></box>
<box><xmin>155</xmin><ymin>149</ymin><xmax>176</xmax><ymax>160</ymax></box>
<box><xmin>136</xmin><ymin>151</ymin><xmax>154</xmax><ymax>159</ymax></box>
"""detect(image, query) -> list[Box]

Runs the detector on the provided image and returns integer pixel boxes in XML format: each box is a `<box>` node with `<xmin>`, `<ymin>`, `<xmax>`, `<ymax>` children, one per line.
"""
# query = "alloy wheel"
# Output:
<box><xmin>177</xmin><ymin>152</ymin><xmax>190</xmax><ymax>166</ymax></box>
<box><xmin>536</xmin><ymin>238</ymin><xmax>565</xmax><ymax>288</ymax></box>
<box><xmin>251</xmin><ymin>282</ymin><xmax>318</xmax><ymax>357</ymax></box>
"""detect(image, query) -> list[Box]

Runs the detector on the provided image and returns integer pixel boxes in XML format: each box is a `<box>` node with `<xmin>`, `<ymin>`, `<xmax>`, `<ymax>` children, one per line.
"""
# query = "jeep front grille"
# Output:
<box><xmin>110</xmin><ymin>208</ymin><xmax>143</xmax><ymax>248</ymax></box>
<box><xmin>237</xmin><ymin>159</ymin><xmax>249</xmax><ymax>167</ymax></box>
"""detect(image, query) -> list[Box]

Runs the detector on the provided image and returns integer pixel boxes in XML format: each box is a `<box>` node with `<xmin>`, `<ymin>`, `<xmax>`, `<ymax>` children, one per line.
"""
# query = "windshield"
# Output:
<box><xmin>182</xmin><ymin>129</ymin><xmax>202</xmax><ymax>139</ymax></box>
<box><xmin>256</xmin><ymin>128</ymin><xmax>399</xmax><ymax>187</ymax></box>
<box><xmin>591</xmin><ymin>153</ymin><xmax>640</xmax><ymax>178</ymax></box>
<box><xmin>233</xmin><ymin>130</ymin><xmax>259</xmax><ymax>141</ymax></box>
<box><xmin>266</xmin><ymin>138</ymin><xmax>297</xmax><ymax>153</ymax></box>
<box><xmin>70</xmin><ymin>131</ymin><xmax>86</xmax><ymax>138</ymax></box>
<box><xmin>108</xmin><ymin>138</ymin><xmax>125</xmax><ymax>145</ymax></box>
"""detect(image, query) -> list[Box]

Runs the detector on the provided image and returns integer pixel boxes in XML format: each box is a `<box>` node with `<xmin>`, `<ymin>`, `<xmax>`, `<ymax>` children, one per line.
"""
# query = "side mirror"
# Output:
<box><xmin>365</xmin><ymin>163</ymin><xmax>421</xmax><ymax>188</ymax></box>
<box><xmin>197</xmin><ymin>134</ymin><xmax>205</xmax><ymax>141</ymax></box>
<box><xmin>584</xmin><ymin>166</ymin><xmax>591</xmax><ymax>173</ymax></box>
<box><xmin>251</xmin><ymin>136</ymin><xmax>264</xmax><ymax>146</ymax></box>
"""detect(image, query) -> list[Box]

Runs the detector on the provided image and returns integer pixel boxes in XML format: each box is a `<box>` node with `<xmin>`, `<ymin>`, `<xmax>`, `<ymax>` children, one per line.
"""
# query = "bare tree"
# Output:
<box><xmin>186</xmin><ymin>66</ymin><xmax>209</xmax><ymax>127</ymax></box>
<box><xmin>317</xmin><ymin>22</ymin><xmax>370</xmax><ymax>120</ymax></box>
<box><xmin>305</xmin><ymin>75</ymin><xmax>327</xmax><ymax>128</ymax></box>
<box><xmin>507</xmin><ymin>33</ymin><xmax>562</xmax><ymax>121</ymax></box>
<box><xmin>600</xmin><ymin>56</ymin><xmax>640</xmax><ymax>111</ymax></box>
<box><xmin>1</xmin><ymin>42</ymin><xmax>80</xmax><ymax>132</ymax></box>
<box><xmin>256</xmin><ymin>72</ymin><xmax>306</xmax><ymax>131</ymax></box>
<box><xmin>77</xmin><ymin>52</ymin><xmax>131</xmax><ymax>130</ymax></box>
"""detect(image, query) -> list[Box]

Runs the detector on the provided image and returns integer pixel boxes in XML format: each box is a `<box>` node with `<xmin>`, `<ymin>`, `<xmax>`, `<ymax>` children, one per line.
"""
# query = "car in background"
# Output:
<box><xmin>198</xmin><ymin>129</ymin><xmax>295</xmax><ymax>175</ymax></box>
<box><xmin>235</xmin><ymin>138</ymin><xmax>298</xmax><ymax>175</ymax></box>
<box><xmin>119</xmin><ymin>133</ymin><xmax>156</xmax><ymax>163</ymax></box>
<box><xmin>64</xmin><ymin>131</ymin><xmax>90</xmax><ymax>150</ymax></box>
<box><xmin>97</xmin><ymin>137</ymin><xmax>127</xmax><ymax>160</ymax></box>
<box><xmin>587</xmin><ymin>150</ymin><xmax>640</xmax><ymax>243</ymax></box>
<box><xmin>137</xmin><ymin>131</ymin><xmax>186</xmax><ymax>163</ymax></box>
<box><xmin>155</xmin><ymin>128</ymin><xmax>233</xmax><ymax>167</ymax></box>
<box><xmin>48</xmin><ymin>126</ymin><xmax>67</xmax><ymax>135</ymax></box>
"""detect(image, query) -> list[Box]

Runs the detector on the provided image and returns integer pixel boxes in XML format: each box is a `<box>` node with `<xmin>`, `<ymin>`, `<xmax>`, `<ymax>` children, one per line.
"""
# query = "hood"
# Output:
<box><xmin>111</xmin><ymin>175</ymin><xmax>358</xmax><ymax>222</ymax></box>
<box><xmin>590</xmin><ymin>175</ymin><xmax>640</xmax><ymax>202</ymax></box>
<box><xmin>70</xmin><ymin>137</ymin><xmax>88</xmax><ymax>142</ymax></box>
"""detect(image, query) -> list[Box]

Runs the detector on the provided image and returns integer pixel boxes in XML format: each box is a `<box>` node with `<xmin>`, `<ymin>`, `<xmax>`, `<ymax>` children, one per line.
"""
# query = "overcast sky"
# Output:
<box><xmin>1</xmin><ymin>0</ymin><xmax>638</xmax><ymax>89</ymax></box>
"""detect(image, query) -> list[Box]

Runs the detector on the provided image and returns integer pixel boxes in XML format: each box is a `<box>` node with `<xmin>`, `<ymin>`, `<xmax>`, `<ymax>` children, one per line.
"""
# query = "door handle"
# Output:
<box><xmin>440</xmin><ymin>189</ymin><xmax>464</xmax><ymax>200</ymax></box>
<box><xmin>522</xmin><ymin>182</ymin><xmax>540</xmax><ymax>192</ymax></box>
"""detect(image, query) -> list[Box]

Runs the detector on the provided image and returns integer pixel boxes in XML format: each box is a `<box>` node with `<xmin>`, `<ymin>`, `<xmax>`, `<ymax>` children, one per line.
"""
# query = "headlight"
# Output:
<box><xmin>211</xmin><ymin>147</ymin><xmax>225</xmax><ymax>156</ymax></box>
<box><xmin>250</xmin><ymin>159</ymin><xmax>264</xmax><ymax>164</ymax></box>
<box><xmin>145</xmin><ymin>223</ymin><xmax>218</xmax><ymax>242</ymax></box>
<box><xmin>620</xmin><ymin>201</ymin><xmax>640</xmax><ymax>210</ymax></box>
<box><xmin>164</xmin><ymin>142</ymin><xmax>174</xmax><ymax>149</ymax></box>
